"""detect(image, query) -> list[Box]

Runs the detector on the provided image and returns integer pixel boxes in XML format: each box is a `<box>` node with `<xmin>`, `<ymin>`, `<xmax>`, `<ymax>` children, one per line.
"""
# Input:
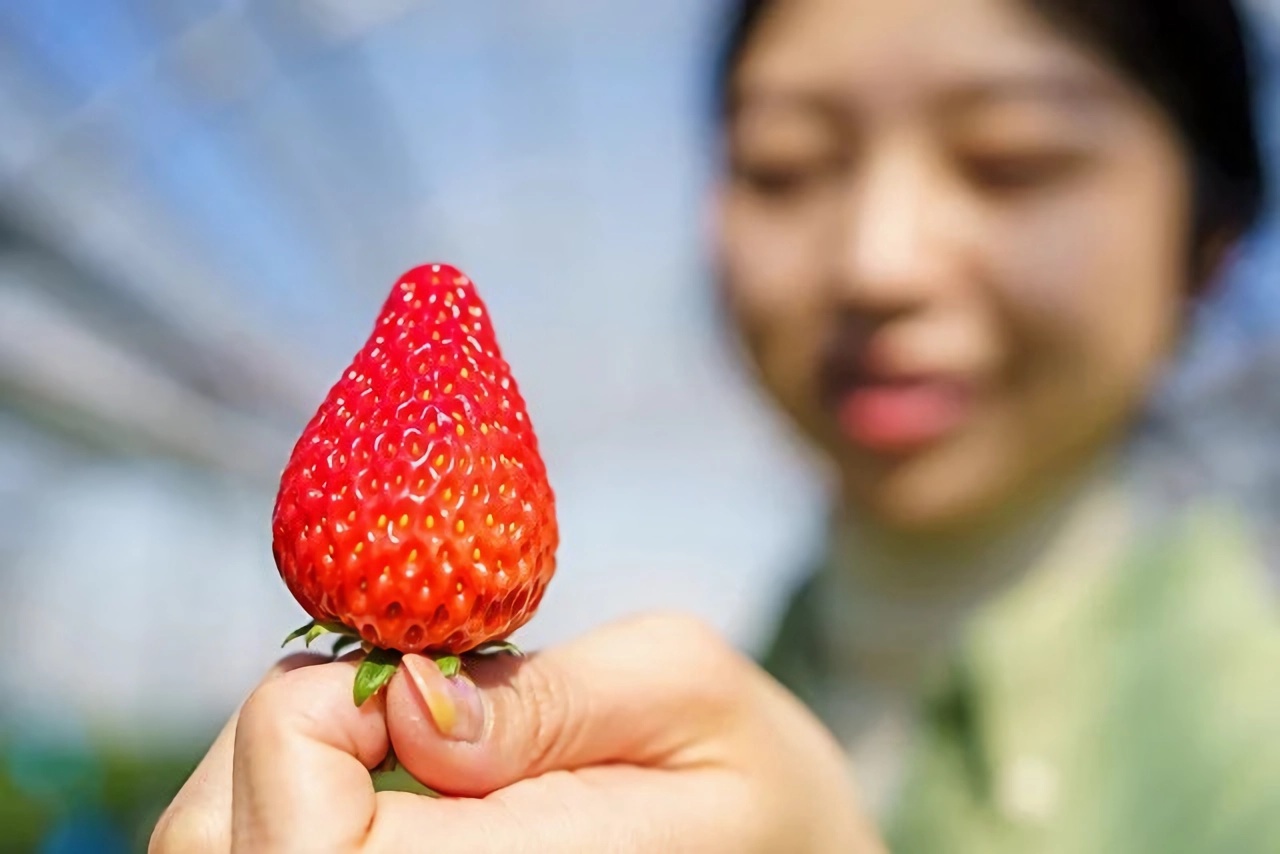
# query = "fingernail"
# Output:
<box><xmin>403</xmin><ymin>655</ymin><xmax>485</xmax><ymax>743</ymax></box>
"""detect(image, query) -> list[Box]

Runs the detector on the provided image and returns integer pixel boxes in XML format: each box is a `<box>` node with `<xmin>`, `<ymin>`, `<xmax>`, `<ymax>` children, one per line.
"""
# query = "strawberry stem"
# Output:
<box><xmin>372</xmin><ymin>756</ymin><xmax>444</xmax><ymax>798</ymax></box>
<box><xmin>375</xmin><ymin>745</ymin><xmax>401</xmax><ymax>775</ymax></box>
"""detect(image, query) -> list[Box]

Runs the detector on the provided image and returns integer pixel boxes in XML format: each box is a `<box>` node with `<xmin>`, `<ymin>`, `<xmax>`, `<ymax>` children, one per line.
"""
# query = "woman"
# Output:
<box><xmin>723</xmin><ymin>0</ymin><xmax>1280</xmax><ymax>847</ymax></box>
<box><xmin>151</xmin><ymin>0</ymin><xmax>1280</xmax><ymax>850</ymax></box>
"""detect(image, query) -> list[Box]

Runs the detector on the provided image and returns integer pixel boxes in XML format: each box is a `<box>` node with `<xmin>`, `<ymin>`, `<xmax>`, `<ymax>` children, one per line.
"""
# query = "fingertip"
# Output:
<box><xmin>405</xmin><ymin>655</ymin><xmax>488</xmax><ymax>742</ymax></box>
<box><xmin>238</xmin><ymin>659</ymin><xmax>388</xmax><ymax>767</ymax></box>
<box><xmin>230</xmin><ymin>660</ymin><xmax>390</xmax><ymax>850</ymax></box>
<box><xmin>384</xmin><ymin>656</ymin><xmax>500</xmax><ymax>797</ymax></box>
<box><xmin>259</xmin><ymin>656</ymin><xmax>397</xmax><ymax>728</ymax></box>
<box><xmin>270</xmin><ymin>650</ymin><xmax>332</xmax><ymax>675</ymax></box>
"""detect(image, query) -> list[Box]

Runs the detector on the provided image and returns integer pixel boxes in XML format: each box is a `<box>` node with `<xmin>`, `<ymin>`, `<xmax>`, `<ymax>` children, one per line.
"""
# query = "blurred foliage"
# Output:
<box><xmin>0</xmin><ymin>735</ymin><xmax>444</xmax><ymax>852</ymax></box>
<box><xmin>0</xmin><ymin>737</ymin><xmax>199</xmax><ymax>853</ymax></box>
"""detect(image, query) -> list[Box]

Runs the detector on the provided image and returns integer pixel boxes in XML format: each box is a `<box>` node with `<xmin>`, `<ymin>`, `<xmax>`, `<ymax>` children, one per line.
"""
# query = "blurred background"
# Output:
<box><xmin>3</xmin><ymin>1</ymin><xmax>1280</xmax><ymax>850</ymax></box>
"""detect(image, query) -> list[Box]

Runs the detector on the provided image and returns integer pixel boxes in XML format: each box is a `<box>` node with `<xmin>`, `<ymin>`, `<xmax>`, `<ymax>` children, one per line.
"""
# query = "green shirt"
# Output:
<box><xmin>763</xmin><ymin>501</ymin><xmax>1280</xmax><ymax>852</ymax></box>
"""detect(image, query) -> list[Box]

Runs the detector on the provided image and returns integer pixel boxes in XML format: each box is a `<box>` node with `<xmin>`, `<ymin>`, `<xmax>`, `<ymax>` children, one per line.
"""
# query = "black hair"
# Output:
<box><xmin>714</xmin><ymin>0</ymin><xmax>1268</xmax><ymax>259</ymax></box>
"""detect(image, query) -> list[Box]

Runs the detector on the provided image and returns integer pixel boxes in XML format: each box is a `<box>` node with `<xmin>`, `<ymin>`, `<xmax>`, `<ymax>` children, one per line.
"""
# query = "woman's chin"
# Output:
<box><xmin>836</xmin><ymin>436</ymin><xmax>1011</xmax><ymax>540</ymax></box>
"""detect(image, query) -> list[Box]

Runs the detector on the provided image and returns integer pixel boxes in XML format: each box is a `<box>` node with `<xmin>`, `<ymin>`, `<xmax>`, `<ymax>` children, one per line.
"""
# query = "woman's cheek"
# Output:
<box><xmin>988</xmin><ymin>192</ymin><xmax>1122</xmax><ymax>334</ymax></box>
<box><xmin>986</xmin><ymin>196</ymin><xmax>1182</xmax><ymax>482</ymax></box>
<box><xmin>719</xmin><ymin>205</ymin><xmax>830</xmax><ymax>418</ymax></box>
<box><xmin>988</xmin><ymin>151</ymin><xmax>1187</xmax><ymax>368</ymax></box>
<box><xmin>723</xmin><ymin>200</ymin><xmax>824</xmax><ymax>307</ymax></box>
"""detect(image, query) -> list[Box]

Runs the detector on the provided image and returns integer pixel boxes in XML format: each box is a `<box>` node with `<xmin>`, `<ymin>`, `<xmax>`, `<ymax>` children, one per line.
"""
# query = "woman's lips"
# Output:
<box><xmin>832</xmin><ymin>376</ymin><xmax>974</xmax><ymax>454</ymax></box>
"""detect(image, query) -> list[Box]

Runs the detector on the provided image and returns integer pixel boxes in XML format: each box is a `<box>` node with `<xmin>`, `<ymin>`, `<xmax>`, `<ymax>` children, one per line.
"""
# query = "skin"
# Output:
<box><xmin>149</xmin><ymin>615</ymin><xmax>880</xmax><ymax>853</ymax></box>
<box><xmin>718</xmin><ymin>0</ymin><xmax>1195</xmax><ymax>538</ymax></box>
<box><xmin>155</xmin><ymin>0</ymin><xmax>1215</xmax><ymax>849</ymax></box>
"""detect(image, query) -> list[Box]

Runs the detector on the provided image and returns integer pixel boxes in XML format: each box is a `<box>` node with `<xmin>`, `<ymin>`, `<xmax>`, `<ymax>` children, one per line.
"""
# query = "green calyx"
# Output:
<box><xmin>353</xmin><ymin>647</ymin><xmax>403</xmax><ymax>706</ymax></box>
<box><xmin>470</xmin><ymin>639</ymin><xmax>524</xmax><ymax>658</ymax></box>
<box><xmin>282</xmin><ymin>620</ymin><xmax>524</xmax><ymax>709</ymax></box>
<box><xmin>281</xmin><ymin>620</ymin><xmax>353</xmax><ymax>649</ymax></box>
<box><xmin>282</xmin><ymin>620</ymin><xmax>398</xmax><ymax>706</ymax></box>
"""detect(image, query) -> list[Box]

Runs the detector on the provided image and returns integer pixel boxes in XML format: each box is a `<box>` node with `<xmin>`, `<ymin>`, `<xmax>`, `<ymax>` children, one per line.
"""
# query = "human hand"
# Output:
<box><xmin>150</xmin><ymin>613</ymin><xmax>884</xmax><ymax>853</ymax></box>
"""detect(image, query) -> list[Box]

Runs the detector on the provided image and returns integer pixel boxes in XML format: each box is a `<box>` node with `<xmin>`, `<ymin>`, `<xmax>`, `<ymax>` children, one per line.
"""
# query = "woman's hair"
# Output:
<box><xmin>714</xmin><ymin>0</ymin><xmax>1268</xmax><ymax>262</ymax></box>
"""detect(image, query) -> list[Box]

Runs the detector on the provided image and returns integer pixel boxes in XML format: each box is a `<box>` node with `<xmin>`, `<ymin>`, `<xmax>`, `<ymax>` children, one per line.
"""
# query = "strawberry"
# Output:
<box><xmin>272</xmin><ymin>263</ymin><xmax>558</xmax><ymax>705</ymax></box>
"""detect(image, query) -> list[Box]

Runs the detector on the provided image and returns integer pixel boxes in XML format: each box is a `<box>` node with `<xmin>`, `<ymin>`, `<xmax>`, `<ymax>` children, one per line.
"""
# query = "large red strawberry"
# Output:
<box><xmin>272</xmin><ymin>263</ymin><xmax>558</xmax><ymax>704</ymax></box>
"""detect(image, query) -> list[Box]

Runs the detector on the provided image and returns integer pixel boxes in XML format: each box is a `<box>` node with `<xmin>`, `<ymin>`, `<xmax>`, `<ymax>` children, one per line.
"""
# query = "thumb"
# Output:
<box><xmin>384</xmin><ymin>612</ymin><xmax>749</xmax><ymax>797</ymax></box>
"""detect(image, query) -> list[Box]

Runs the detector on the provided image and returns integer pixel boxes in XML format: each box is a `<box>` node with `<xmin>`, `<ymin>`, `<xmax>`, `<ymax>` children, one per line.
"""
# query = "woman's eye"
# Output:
<box><xmin>961</xmin><ymin>150</ymin><xmax>1085</xmax><ymax>193</ymax></box>
<box><xmin>733</xmin><ymin>161</ymin><xmax>825</xmax><ymax>199</ymax></box>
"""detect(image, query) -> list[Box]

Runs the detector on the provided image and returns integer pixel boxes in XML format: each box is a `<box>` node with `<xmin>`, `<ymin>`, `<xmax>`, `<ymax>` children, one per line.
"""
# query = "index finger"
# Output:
<box><xmin>150</xmin><ymin>652</ymin><xmax>330</xmax><ymax>853</ymax></box>
<box><xmin>230</xmin><ymin>660</ymin><xmax>391</xmax><ymax>853</ymax></box>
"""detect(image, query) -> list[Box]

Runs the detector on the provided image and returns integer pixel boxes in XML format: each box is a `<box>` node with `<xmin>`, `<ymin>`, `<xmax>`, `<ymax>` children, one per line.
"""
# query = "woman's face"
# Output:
<box><xmin>716</xmin><ymin>0</ymin><xmax>1193</xmax><ymax>534</ymax></box>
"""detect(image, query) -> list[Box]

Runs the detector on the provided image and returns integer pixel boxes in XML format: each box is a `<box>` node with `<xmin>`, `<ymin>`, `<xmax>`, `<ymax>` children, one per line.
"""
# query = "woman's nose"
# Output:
<box><xmin>827</xmin><ymin>142</ymin><xmax>960</xmax><ymax>316</ymax></box>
